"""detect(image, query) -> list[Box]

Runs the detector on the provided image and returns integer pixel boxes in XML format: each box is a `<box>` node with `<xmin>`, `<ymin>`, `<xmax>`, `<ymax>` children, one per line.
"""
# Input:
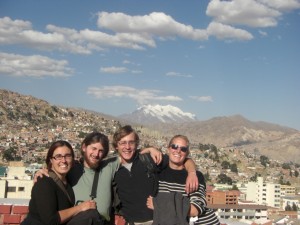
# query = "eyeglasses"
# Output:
<box><xmin>170</xmin><ymin>144</ymin><xmax>189</xmax><ymax>153</ymax></box>
<box><xmin>118</xmin><ymin>140</ymin><xmax>136</xmax><ymax>146</ymax></box>
<box><xmin>52</xmin><ymin>153</ymin><xmax>73</xmax><ymax>161</ymax></box>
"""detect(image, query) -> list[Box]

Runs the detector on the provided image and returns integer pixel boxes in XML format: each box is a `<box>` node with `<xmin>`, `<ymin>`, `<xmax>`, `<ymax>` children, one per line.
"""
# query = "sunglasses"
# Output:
<box><xmin>170</xmin><ymin>144</ymin><xmax>189</xmax><ymax>153</ymax></box>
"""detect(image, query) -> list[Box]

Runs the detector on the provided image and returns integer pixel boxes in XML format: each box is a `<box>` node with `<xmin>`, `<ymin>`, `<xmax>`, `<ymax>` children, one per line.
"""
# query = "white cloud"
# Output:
<box><xmin>0</xmin><ymin>17</ymin><xmax>91</xmax><ymax>54</ymax></box>
<box><xmin>0</xmin><ymin>17</ymin><xmax>153</xmax><ymax>54</ymax></box>
<box><xmin>80</xmin><ymin>28</ymin><xmax>155</xmax><ymax>50</ymax></box>
<box><xmin>97</xmin><ymin>12</ymin><xmax>208</xmax><ymax>41</ymax></box>
<box><xmin>0</xmin><ymin>52</ymin><xmax>73</xmax><ymax>78</ymax></box>
<box><xmin>166</xmin><ymin>72</ymin><xmax>193</xmax><ymax>78</ymax></box>
<box><xmin>190</xmin><ymin>95</ymin><xmax>213</xmax><ymax>102</ymax></box>
<box><xmin>1</xmin><ymin>1</ymin><xmax>299</xmax><ymax>55</ymax></box>
<box><xmin>0</xmin><ymin>17</ymin><xmax>32</xmax><ymax>44</ymax></box>
<box><xmin>131</xmin><ymin>70</ymin><xmax>143</xmax><ymax>74</ymax></box>
<box><xmin>87</xmin><ymin>85</ymin><xmax>182</xmax><ymax>104</ymax></box>
<box><xmin>100</xmin><ymin>66</ymin><xmax>128</xmax><ymax>74</ymax></box>
<box><xmin>258</xmin><ymin>0</ymin><xmax>300</xmax><ymax>11</ymax></box>
<box><xmin>122</xmin><ymin>59</ymin><xmax>140</xmax><ymax>66</ymax></box>
<box><xmin>207</xmin><ymin>22</ymin><xmax>253</xmax><ymax>40</ymax></box>
<box><xmin>123</xmin><ymin>60</ymin><xmax>131</xmax><ymax>64</ymax></box>
<box><xmin>206</xmin><ymin>0</ymin><xmax>282</xmax><ymax>28</ymax></box>
<box><xmin>205</xmin><ymin>0</ymin><xmax>300</xmax><ymax>39</ymax></box>
<box><xmin>259</xmin><ymin>30</ymin><xmax>268</xmax><ymax>36</ymax></box>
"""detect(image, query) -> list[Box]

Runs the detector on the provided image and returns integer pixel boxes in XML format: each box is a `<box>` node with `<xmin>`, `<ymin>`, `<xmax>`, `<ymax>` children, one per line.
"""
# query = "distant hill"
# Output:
<box><xmin>119</xmin><ymin>103</ymin><xmax>300</xmax><ymax>163</ymax></box>
<box><xmin>0</xmin><ymin>89</ymin><xmax>122</xmax><ymax>134</ymax></box>
<box><xmin>1</xmin><ymin>89</ymin><xmax>299</xmax><ymax>163</ymax></box>
<box><xmin>146</xmin><ymin>115</ymin><xmax>300</xmax><ymax>163</ymax></box>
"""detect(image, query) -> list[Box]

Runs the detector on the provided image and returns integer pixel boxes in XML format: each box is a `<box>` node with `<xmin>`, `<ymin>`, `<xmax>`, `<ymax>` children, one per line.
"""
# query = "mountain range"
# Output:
<box><xmin>1</xmin><ymin>89</ymin><xmax>300</xmax><ymax>163</ymax></box>
<box><xmin>120</xmin><ymin>104</ymin><xmax>300</xmax><ymax>163</ymax></box>
<box><xmin>120</xmin><ymin>104</ymin><xmax>197</xmax><ymax>124</ymax></box>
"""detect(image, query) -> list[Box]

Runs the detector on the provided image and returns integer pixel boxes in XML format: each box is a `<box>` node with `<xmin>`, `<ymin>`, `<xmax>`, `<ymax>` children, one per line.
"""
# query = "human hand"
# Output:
<box><xmin>185</xmin><ymin>171</ymin><xmax>198</xmax><ymax>194</ymax></box>
<box><xmin>79</xmin><ymin>200</ymin><xmax>97</xmax><ymax>212</ymax></box>
<box><xmin>146</xmin><ymin>196</ymin><xmax>154</xmax><ymax>210</ymax></box>
<box><xmin>33</xmin><ymin>168</ymin><xmax>49</xmax><ymax>183</ymax></box>
<box><xmin>140</xmin><ymin>147</ymin><xmax>162</xmax><ymax>164</ymax></box>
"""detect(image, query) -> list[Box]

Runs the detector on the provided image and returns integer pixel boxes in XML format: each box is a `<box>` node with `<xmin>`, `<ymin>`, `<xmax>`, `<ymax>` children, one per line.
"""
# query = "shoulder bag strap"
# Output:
<box><xmin>90</xmin><ymin>168</ymin><xmax>100</xmax><ymax>200</ymax></box>
<box><xmin>48</xmin><ymin>170</ymin><xmax>73</xmax><ymax>204</ymax></box>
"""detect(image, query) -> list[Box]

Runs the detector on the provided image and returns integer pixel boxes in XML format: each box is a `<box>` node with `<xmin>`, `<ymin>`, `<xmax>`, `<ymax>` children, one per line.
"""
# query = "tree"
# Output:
<box><xmin>250</xmin><ymin>172</ymin><xmax>259</xmax><ymax>182</ymax></box>
<box><xmin>2</xmin><ymin>147</ymin><xmax>17</xmax><ymax>161</ymax></box>
<box><xmin>231</xmin><ymin>185</ymin><xmax>239</xmax><ymax>191</ymax></box>
<box><xmin>204</xmin><ymin>171</ymin><xmax>210</xmax><ymax>182</ymax></box>
<box><xmin>217</xmin><ymin>173</ymin><xmax>233</xmax><ymax>185</ymax></box>
<box><xmin>279</xmin><ymin>176</ymin><xmax>284</xmax><ymax>185</ymax></box>
<box><xmin>199</xmin><ymin>143</ymin><xmax>210</xmax><ymax>151</ymax></box>
<box><xmin>260</xmin><ymin>155</ymin><xmax>269</xmax><ymax>167</ymax></box>
<box><xmin>282</xmin><ymin>163</ymin><xmax>291</xmax><ymax>170</ymax></box>
<box><xmin>292</xmin><ymin>203</ymin><xmax>298</xmax><ymax>211</ymax></box>
<box><xmin>78</xmin><ymin>131</ymin><xmax>87</xmax><ymax>138</ymax></box>
<box><xmin>285</xmin><ymin>205</ymin><xmax>292</xmax><ymax>211</ymax></box>
<box><xmin>294</xmin><ymin>170</ymin><xmax>299</xmax><ymax>177</ymax></box>
<box><xmin>221</xmin><ymin>161</ymin><xmax>231</xmax><ymax>169</ymax></box>
<box><xmin>230</xmin><ymin>163</ymin><xmax>238</xmax><ymax>173</ymax></box>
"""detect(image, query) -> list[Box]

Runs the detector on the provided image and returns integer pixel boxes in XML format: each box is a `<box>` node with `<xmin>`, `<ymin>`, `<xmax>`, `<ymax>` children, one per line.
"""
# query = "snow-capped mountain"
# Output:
<box><xmin>119</xmin><ymin>104</ymin><xmax>197</xmax><ymax>125</ymax></box>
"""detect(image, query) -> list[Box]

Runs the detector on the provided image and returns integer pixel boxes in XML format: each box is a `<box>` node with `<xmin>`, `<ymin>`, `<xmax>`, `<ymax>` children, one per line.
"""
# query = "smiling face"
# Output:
<box><xmin>82</xmin><ymin>142</ymin><xmax>105</xmax><ymax>169</ymax></box>
<box><xmin>116</xmin><ymin>132</ymin><xmax>137</xmax><ymax>164</ymax></box>
<box><xmin>50</xmin><ymin>146</ymin><xmax>74</xmax><ymax>179</ymax></box>
<box><xmin>168</xmin><ymin>136</ymin><xmax>189</xmax><ymax>170</ymax></box>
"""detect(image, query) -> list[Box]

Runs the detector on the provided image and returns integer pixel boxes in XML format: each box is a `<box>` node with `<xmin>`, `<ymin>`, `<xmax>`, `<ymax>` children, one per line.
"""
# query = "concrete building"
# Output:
<box><xmin>209</xmin><ymin>203</ymin><xmax>269</xmax><ymax>222</ymax></box>
<box><xmin>246</xmin><ymin>177</ymin><xmax>281</xmax><ymax>208</ymax></box>
<box><xmin>280</xmin><ymin>185</ymin><xmax>296</xmax><ymax>197</ymax></box>
<box><xmin>207</xmin><ymin>189</ymin><xmax>240</xmax><ymax>205</ymax></box>
<box><xmin>0</xmin><ymin>162</ymin><xmax>33</xmax><ymax>199</ymax></box>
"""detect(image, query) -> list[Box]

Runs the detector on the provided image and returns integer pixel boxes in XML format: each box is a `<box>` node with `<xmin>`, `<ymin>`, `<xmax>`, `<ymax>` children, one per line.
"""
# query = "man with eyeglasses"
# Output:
<box><xmin>112</xmin><ymin>125</ymin><xmax>198</xmax><ymax>225</ymax></box>
<box><xmin>35</xmin><ymin>131</ymin><xmax>161</xmax><ymax>225</ymax></box>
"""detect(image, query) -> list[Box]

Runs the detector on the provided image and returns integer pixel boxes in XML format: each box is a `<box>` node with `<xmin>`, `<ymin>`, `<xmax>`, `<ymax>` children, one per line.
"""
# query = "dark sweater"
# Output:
<box><xmin>157</xmin><ymin>167</ymin><xmax>220</xmax><ymax>225</ymax></box>
<box><xmin>24</xmin><ymin>176</ymin><xmax>75</xmax><ymax>225</ymax></box>
<box><xmin>114</xmin><ymin>153</ymin><xmax>167</xmax><ymax>223</ymax></box>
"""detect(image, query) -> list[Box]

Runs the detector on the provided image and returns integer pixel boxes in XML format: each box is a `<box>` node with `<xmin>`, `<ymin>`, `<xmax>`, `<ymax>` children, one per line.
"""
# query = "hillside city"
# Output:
<box><xmin>0</xmin><ymin>89</ymin><xmax>300</xmax><ymax>224</ymax></box>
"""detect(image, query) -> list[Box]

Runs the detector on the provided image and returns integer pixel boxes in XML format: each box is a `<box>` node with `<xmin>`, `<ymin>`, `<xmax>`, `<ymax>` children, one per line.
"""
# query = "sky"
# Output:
<box><xmin>0</xmin><ymin>0</ymin><xmax>300</xmax><ymax>130</ymax></box>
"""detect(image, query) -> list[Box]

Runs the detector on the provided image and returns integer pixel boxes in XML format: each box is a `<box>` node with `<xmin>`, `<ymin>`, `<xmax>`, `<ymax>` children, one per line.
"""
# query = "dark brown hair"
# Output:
<box><xmin>81</xmin><ymin>132</ymin><xmax>109</xmax><ymax>158</ymax></box>
<box><xmin>45</xmin><ymin>140</ymin><xmax>74</xmax><ymax>169</ymax></box>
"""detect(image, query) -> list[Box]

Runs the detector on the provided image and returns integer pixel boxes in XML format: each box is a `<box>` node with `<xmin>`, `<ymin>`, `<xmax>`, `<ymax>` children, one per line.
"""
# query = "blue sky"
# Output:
<box><xmin>1</xmin><ymin>0</ymin><xmax>300</xmax><ymax>130</ymax></box>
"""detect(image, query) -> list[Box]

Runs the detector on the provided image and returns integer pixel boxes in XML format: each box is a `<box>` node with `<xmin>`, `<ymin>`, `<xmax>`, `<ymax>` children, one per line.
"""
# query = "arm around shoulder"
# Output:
<box><xmin>184</xmin><ymin>158</ymin><xmax>199</xmax><ymax>194</ymax></box>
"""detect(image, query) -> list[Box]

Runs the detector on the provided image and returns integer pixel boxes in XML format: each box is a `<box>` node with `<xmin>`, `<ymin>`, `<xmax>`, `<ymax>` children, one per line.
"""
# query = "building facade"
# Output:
<box><xmin>246</xmin><ymin>177</ymin><xmax>281</xmax><ymax>208</ymax></box>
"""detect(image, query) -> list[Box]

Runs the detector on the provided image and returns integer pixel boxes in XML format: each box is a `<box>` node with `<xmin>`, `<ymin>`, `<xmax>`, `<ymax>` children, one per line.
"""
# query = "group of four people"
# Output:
<box><xmin>21</xmin><ymin>125</ymin><xmax>220</xmax><ymax>225</ymax></box>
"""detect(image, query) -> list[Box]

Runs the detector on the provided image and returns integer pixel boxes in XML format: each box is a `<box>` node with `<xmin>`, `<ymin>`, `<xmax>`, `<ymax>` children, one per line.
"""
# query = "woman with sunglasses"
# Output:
<box><xmin>21</xmin><ymin>140</ymin><xmax>96</xmax><ymax>225</ymax></box>
<box><xmin>147</xmin><ymin>135</ymin><xmax>220</xmax><ymax>225</ymax></box>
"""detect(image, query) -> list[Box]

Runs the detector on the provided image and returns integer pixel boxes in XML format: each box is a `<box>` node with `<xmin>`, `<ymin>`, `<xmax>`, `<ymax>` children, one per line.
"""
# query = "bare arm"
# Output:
<box><xmin>189</xmin><ymin>204</ymin><xmax>199</xmax><ymax>217</ymax></box>
<box><xmin>59</xmin><ymin>200</ymin><xmax>96</xmax><ymax>223</ymax></box>
<box><xmin>184</xmin><ymin>158</ymin><xmax>199</xmax><ymax>194</ymax></box>
<box><xmin>33</xmin><ymin>168</ymin><xmax>49</xmax><ymax>183</ymax></box>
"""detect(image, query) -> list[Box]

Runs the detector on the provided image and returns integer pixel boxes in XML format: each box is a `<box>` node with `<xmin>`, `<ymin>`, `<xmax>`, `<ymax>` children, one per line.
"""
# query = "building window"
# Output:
<box><xmin>7</xmin><ymin>187</ymin><xmax>16</xmax><ymax>192</ymax></box>
<box><xmin>18</xmin><ymin>187</ymin><xmax>25</xmax><ymax>191</ymax></box>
